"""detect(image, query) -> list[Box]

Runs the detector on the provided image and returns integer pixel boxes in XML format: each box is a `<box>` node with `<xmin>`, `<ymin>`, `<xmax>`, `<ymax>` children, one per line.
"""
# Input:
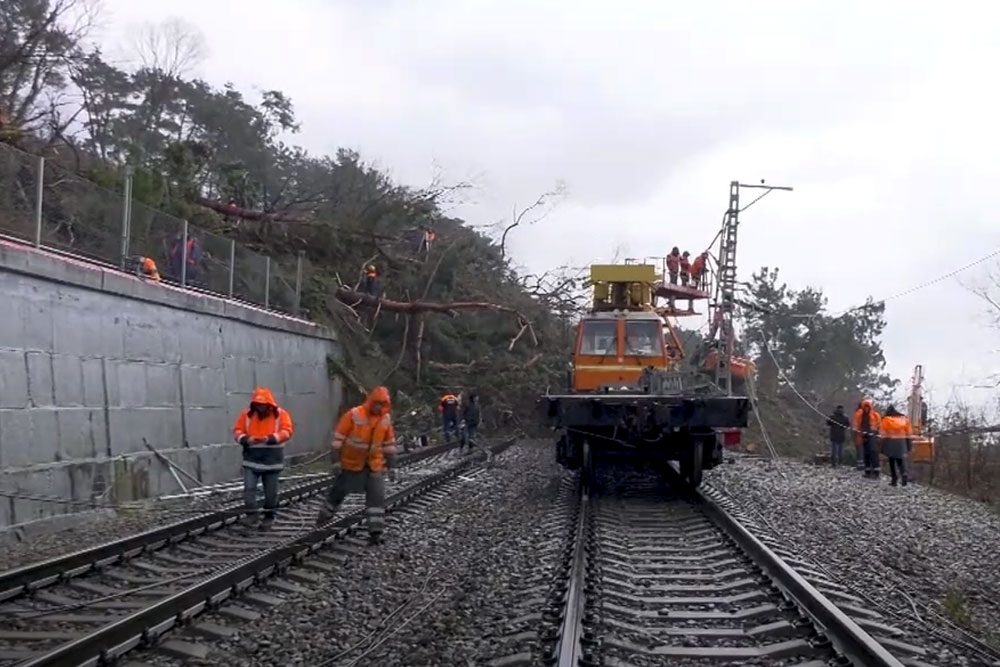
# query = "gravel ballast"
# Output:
<box><xmin>133</xmin><ymin>440</ymin><xmax>570</xmax><ymax>667</ymax></box>
<box><xmin>707</xmin><ymin>457</ymin><xmax>1000</xmax><ymax>664</ymax></box>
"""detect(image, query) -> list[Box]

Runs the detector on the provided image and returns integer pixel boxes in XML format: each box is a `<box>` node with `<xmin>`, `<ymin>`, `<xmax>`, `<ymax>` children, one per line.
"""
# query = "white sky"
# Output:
<box><xmin>92</xmin><ymin>0</ymin><xmax>1000</xmax><ymax>411</ymax></box>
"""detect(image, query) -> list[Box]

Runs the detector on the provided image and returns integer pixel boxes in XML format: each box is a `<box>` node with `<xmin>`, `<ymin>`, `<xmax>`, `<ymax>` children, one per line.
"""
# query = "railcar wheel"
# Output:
<box><xmin>581</xmin><ymin>439</ymin><xmax>594</xmax><ymax>487</ymax></box>
<box><xmin>681</xmin><ymin>441</ymin><xmax>704</xmax><ymax>488</ymax></box>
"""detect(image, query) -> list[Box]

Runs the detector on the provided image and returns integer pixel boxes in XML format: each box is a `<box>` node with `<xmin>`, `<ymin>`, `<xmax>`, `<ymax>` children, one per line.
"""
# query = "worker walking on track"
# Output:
<box><xmin>315</xmin><ymin>386</ymin><xmax>398</xmax><ymax>545</ymax></box>
<box><xmin>879</xmin><ymin>405</ymin><xmax>913</xmax><ymax>487</ymax></box>
<box><xmin>825</xmin><ymin>405</ymin><xmax>849</xmax><ymax>467</ymax></box>
<box><xmin>439</xmin><ymin>392</ymin><xmax>460</xmax><ymax>444</ymax></box>
<box><xmin>461</xmin><ymin>393</ymin><xmax>481</xmax><ymax>450</ymax></box>
<box><xmin>853</xmin><ymin>399</ymin><xmax>882</xmax><ymax>479</ymax></box>
<box><xmin>234</xmin><ymin>388</ymin><xmax>294</xmax><ymax>530</ymax></box>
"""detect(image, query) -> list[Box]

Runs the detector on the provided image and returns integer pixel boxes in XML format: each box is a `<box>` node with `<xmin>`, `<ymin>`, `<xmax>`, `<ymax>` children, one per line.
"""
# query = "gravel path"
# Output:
<box><xmin>707</xmin><ymin>457</ymin><xmax>1000</xmax><ymax>664</ymax></box>
<box><xmin>135</xmin><ymin>440</ymin><xmax>569</xmax><ymax>667</ymax></box>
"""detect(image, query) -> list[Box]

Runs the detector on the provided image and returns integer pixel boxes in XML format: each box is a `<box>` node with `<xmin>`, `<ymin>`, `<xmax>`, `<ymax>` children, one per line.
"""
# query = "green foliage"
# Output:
<box><xmin>742</xmin><ymin>266</ymin><xmax>897</xmax><ymax>405</ymax></box>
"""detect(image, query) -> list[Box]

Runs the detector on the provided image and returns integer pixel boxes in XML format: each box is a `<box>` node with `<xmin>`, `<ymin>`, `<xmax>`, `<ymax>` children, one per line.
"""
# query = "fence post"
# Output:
<box><xmin>228</xmin><ymin>240</ymin><xmax>236</xmax><ymax>298</ymax></box>
<box><xmin>33</xmin><ymin>157</ymin><xmax>44</xmax><ymax>248</ymax></box>
<box><xmin>263</xmin><ymin>256</ymin><xmax>271</xmax><ymax>309</ymax></box>
<box><xmin>119</xmin><ymin>166</ymin><xmax>134</xmax><ymax>269</ymax></box>
<box><xmin>293</xmin><ymin>251</ymin><xmax>304</xmax><ymax>316</ymax></box>
<box><xmin>180</xmin><ymin>219</ymin><xmax>189</xmax><ymax>286</ymax></box>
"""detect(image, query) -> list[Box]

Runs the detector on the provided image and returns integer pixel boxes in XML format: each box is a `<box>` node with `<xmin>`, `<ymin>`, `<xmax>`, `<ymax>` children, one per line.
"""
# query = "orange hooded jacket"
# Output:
<box><xmin>233</xmin><ymin>387</ymin><xmax>294</xmax><ymax>471</ymax></box>
<box><xmin>333</xmin><ymin>386</ymin><xmax>398</xmax><ymax>472</ymax></box>
<box><xmin>852</xmin><ymin>400</ymin><xmax>881</xmax><ymax>447</ymax></box>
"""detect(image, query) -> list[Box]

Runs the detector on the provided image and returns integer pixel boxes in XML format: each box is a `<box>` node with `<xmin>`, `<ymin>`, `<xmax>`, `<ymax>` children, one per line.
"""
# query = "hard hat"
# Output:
<box><xmin>366</xmin><ymin>264</ymin><xmax>375</xmax><ymax>272</ymax></box>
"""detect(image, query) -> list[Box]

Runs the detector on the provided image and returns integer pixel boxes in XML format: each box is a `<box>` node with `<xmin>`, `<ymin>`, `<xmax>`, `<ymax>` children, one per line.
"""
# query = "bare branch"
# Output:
<box><xmin>499</xmin><ymin>182</ymin><xmax>569</xmax><ymax>260</ymax></box>
<box><xmin>130</xmin><ymin>17</ymin><xmax>207</xmax><ymax>77</ymax></box>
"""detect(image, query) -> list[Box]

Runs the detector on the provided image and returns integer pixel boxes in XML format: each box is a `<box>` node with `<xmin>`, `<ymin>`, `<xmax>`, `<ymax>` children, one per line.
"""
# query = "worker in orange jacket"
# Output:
<box><xmin>234</xmin><ymin>388</ymin><xmax>294</xmax><ymax>529</ymax></box>
<box><xmin>679</xmin><ymin>251</ymin><xmax>691</xmax><ymax>286</ymax></box>
<box><xmin>879</xmin><ymin>405</ymin><xmax>913</xmax><ymax>487</ymax></box>
<box><xmin>439</xmin><ymin>392</ymin><xmax>460</xmax><ymax>444</ymax></box>
<box><xmin>666</xmin><ymin>247</ymin><xmax>681</xmax><ymax>285</ymax></box>
<box><xmin>315</xmin><ymin>386</ymin><xmax>398</xmax><ymax>544</ymax></box>
<box><xmin>690</xmin><ymin>252</ymin><xmax>708</xmax><ymax>290</ymax></box>
<box><xmin>853</xmin><ymin>399</ymin><xmax>882</xmax><ymax>479</ymax></box>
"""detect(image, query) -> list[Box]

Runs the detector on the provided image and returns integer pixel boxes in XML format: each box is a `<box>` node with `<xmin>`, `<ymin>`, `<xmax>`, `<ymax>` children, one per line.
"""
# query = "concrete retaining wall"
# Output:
<box><xmin>0</xmin><ymin>240</ymin><xmax>342</xmax><ymax>528</ymax></box>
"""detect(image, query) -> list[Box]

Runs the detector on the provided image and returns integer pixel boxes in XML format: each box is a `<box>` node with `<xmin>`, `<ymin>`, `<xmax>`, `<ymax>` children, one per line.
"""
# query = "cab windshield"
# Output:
<box><xmin>624</xmin><ymin>320</ymin><xmax>663</xmax><ymax>356</ymax></box>
<box><xmin>579</xmin><ymin>320</ymin><xmax>618</xmax><ymax>356</ymax></box>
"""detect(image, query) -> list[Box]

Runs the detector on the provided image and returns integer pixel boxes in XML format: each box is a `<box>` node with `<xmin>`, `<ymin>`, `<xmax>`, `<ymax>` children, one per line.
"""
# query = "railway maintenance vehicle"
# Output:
<box><xmin>540</xmin><ymin>181</ymin><xmax>790</xmax><ymax>487</ymax></box>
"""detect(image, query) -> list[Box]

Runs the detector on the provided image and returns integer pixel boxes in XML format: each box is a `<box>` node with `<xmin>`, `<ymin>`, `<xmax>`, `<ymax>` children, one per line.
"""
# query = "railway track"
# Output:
<box><xmin>0</xmin><ymin>440</ymin><xmax>510</xmax><ymax>667</ymax></box>
<box><xmin>545</xmin><ymin>468</ymin><xmax>926</xmax><ymax>667</ymax></box>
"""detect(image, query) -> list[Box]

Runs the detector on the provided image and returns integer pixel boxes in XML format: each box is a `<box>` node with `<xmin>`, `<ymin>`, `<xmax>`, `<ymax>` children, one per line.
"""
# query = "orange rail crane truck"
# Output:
<box><xmin>540</xmin><ymin>181</ymin><xmax>782</xmax><ymax>487</ymax></box>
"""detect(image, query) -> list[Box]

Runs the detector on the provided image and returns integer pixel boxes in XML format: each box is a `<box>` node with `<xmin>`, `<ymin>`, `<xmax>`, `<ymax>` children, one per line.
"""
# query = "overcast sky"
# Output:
<box><xmin>94</xmin><ymin>0</ymin><xmax>1000</xmax><ymax>413</ymax></box>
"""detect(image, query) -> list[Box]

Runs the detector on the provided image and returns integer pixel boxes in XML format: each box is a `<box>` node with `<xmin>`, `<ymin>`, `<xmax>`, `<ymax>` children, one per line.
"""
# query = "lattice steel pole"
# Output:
<box><xmin>294</xmin><ymin>251</ymin><xmax>304</xmax><ymax>316</ymax></box>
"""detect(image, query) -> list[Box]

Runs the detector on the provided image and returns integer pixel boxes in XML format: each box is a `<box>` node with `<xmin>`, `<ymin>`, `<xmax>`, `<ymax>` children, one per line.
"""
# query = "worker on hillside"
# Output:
<box><xmin>439</xmin><ymin>392</ymin><xmax>460</xmax><ymax>444</ymax></box>
<box><xmin>690</xmin><ymin>252</ymin><xmax>709</xmax><ymax>290</ymax></box>
<box><xmin>666</xmin><ymin>247</ymin><xmax>681</xmax><ymax>285</ymax></box>
<box><xmin>853</xmin><ymin>399</ymin><xmax>882</xmax><ymax>479</ymax></box>
<box><xmin>461</xmin><ymin>393</ymin><xmax>481</xmax><ymax>450</ymax></box>
<box><xmin>879</xmin><ymin>405</ymin><xmax>913</xmax><ymax>487</ymax></box>
<box><xmin>128</xmin><ymin>255</ymin><xmax>161</xmax><ymax>282</ymax></box>
<box><xmin>234</xmin><ymin>388</ymin><xmax>294</xmax><ymax>530</ymax></box>
<box><xmin>825</xmin><ymin>405</ymin><xmax>849</xmax><ymax>467</ymax></box>
<box><xmin>168</xmin><ymin>233</ymin><xmax>203</xmax><ymax>285</ymax></box>
<box><xmin>418</xmin><ymin>227</ymin><xmax>436</xmax><ymax>255</ymax></box>
<box><xmin>361</xmin><ymin>264</ymin><xmax>379</xmax><ymax>295</ymax></box>
<box><xmin>679</xmin><ymin>251</ymin><xmax>691</xmax><ymax>286</ymax></box>
<box><xmin>315</xmin><ymin>386</ymin><xmax>398</xmax><ymax>545</ymax></box>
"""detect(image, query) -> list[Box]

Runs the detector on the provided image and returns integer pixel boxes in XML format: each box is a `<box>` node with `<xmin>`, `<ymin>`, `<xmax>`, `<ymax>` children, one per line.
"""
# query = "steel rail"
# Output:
<box><xmin>698</xmin><ymin>490</ymin><xmax>906</xmax><ymax>667</ymax></box>
<box><xmin>0</xmin><ymin>442</ymin><xmax>460</xmax><ymax>602</ymax></box>
<box><xmin>552</xmin><ymin>480</ymin><xmax>588</xmax><ymax>667</ymax></box>
<box><xmin>15</xmin><ymin>438</ymin><xmax>515</xmax><ymax>667</ymax></box>
<box><xmin>549</xmin><ymin>463</ymin><xmax>907</xmax><ymax>667</ymax></box>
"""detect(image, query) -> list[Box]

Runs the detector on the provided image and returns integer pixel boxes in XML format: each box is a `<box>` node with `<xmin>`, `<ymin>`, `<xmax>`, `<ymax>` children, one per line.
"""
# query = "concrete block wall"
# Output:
<box><xmin>0</xmin><ymin>240</ymin><xmax>342</xmax><ymax>528</ymax></box>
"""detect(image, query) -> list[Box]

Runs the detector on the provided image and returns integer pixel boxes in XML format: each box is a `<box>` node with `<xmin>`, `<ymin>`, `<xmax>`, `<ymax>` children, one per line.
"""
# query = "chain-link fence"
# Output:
<box><xmin>0</xmin><ymin>141</ymin><xmax>308</xmax><ymax>316</ymax></box>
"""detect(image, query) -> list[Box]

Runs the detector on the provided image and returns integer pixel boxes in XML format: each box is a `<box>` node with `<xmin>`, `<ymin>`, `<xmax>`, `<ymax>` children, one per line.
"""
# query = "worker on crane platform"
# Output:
<box><xmin>879</xmin><ymin>405</ymin><xmax>913</xmax><ymax>487</ymax></box>
<box><xmin>853</xmin><ymin>399</ymin><xmax>882</xmax><ymax>479</ymax></box>
<box><xmin>679</xmin><ymin>251</ymin><xmax>691</xmax><ymax>286</ymax></box>
<box><xmin>690</xmin><ymin>252</ymin><xmax>709</xmax><ymax>291</ymax></box>
<box><xmin>666</xmin><ymin>248</ymin><xmax>681</xmax><ymax>285</ymax></box>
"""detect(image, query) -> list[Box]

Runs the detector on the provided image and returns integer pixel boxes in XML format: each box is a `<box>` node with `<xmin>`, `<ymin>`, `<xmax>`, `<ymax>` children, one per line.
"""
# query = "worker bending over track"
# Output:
<box><xmin>234</xmin><ymin>387</ymin><xmax>294</xmax><ymax>530</ymax></box>
<box><xmin>316</xmin><ymin>386</ymin><xmax>398</xmax><ymax>545</ymax></box>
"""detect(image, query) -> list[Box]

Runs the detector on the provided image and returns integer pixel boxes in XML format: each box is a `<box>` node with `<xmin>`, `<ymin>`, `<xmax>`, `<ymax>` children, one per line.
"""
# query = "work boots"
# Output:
<box><xmin>259</xmin><ymin>516</ymin><xmax>274</xmax><ymax>531</ymax></box>
<box><xmin>315</xmin><ymin>505</ymin><xmax>335</xmax><ymax>527</ymax></box>
<box><xmin>368</xmin><ymin>532</ymin><xmax>383</xmax><ymax>546</ymax></box>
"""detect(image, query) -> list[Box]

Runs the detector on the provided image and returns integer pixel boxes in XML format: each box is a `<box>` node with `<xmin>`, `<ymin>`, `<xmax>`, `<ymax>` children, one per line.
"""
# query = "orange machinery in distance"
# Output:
<box><xmin>907</xmin><ymin>364</ymin><xmax>935</xmax><ymax>464</ymax></box>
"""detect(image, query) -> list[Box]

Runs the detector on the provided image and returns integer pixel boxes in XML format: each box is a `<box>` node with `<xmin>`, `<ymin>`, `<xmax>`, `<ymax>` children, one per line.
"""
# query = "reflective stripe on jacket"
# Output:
<box><xmin>233</xmin><ymin>388</ymin><xmax>294</xmax><ymax>471</ymax></box>
<box><xmin>333</xmin><ymin>387</ymin><xmax>397</xmax><ymax>472</ymax></box>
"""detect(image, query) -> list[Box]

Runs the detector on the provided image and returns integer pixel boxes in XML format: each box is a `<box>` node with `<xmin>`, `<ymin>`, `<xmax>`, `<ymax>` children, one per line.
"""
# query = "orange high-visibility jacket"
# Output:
<box><xmin>852</xmin><ymin>404</ymin><xmax>881</xmax><ymax>446</ymax></box>
<box><xmin>333</xmin><ymin>386</ymin><xmax>397</xmax><ymax>472</ymax></box>
<box><xmin>690</xmin><ymin>255</ymin><xmax>706</xmax><ymax>277</ymax></box>
<box><xmin>233</xmin><ymin>387</ymin><xmax>294</xmax><ymax>471</ymax></box>
<box><xmin>666</xmin><ymin>254</ymin><xmax>680</xmax><ymax>272</ymax></box>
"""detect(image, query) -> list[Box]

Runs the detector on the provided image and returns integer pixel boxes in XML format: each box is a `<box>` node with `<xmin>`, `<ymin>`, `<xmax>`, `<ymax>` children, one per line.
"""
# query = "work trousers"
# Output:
<box><xmin>830</xmin><ymin>440</ymin><xmax>844</xmax><ymax>467</ymax></box>
<box><xmin>862</xmin><ymin>436</ymin><xmax>879</xmax><ymax>477</ymax></box>
<box><xmin>243</xmin><ymin>467</ymin><xmax>280</xmax><ymax>520</ymax></box>
<box><xmin>668</xmin><ymin>270</ymin><xmax>678</xmax><ymax>285</ymax></box>
<box><xmin>854</xmin><ymin>443</ymin><xmax>864</xmax><ymax>468</ymax></box>
<box><xmin>887</xmin><ymin>457</ymin><xmax>907</xmax><ymax>485</ymax></box>
<box><xmin>462</xmin><ymin>423</ymin><xmax>478</xmax><ymax>449</ymax></box>
<box><xmin>442</xmin><ymin>415</ymin><xmax>459</xmax><ymax>443</ymax></box>
<box><xmin>323</xmin><ymin>468</ymin><xmax>386</xmax><ymax>535</ymax></box>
